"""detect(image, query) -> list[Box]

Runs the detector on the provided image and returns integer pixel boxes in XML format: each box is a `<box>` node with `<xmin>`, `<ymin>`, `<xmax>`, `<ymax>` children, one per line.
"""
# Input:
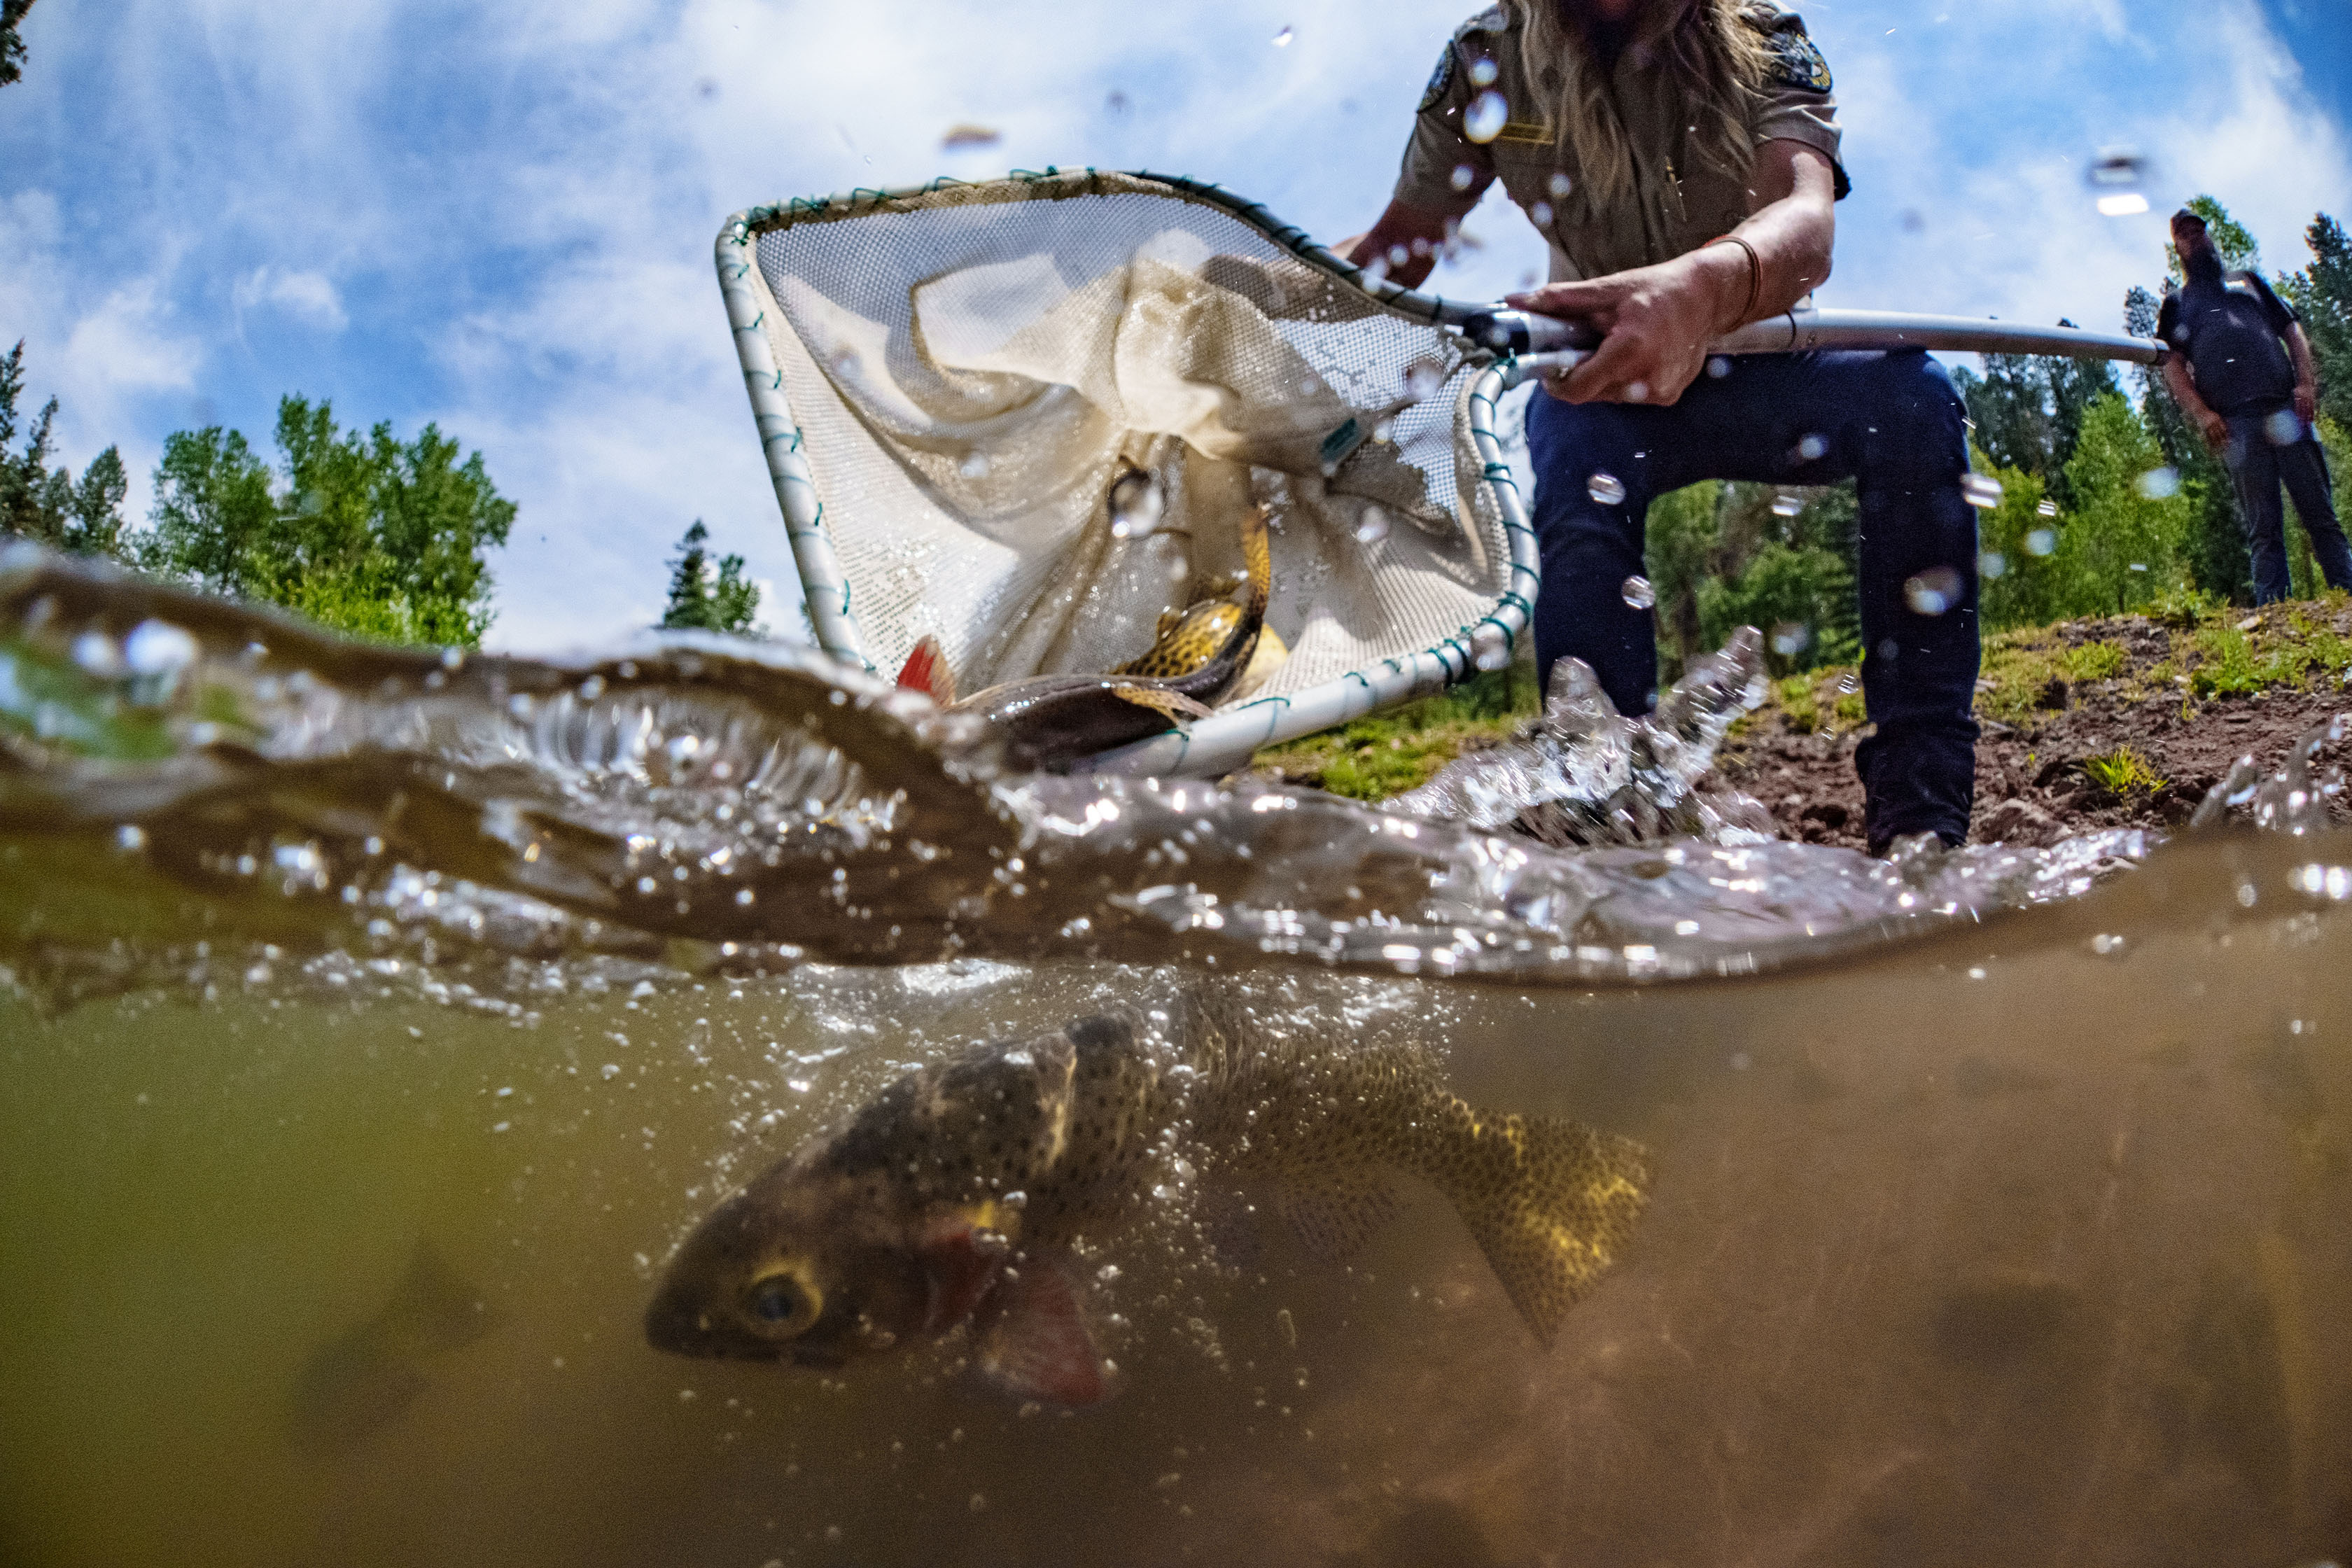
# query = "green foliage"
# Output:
<box><xmin>1642</xmin><ymin>480</ymin><xmax>1720</xmax><ymax>673</ymax></box>
<box><xmin>0</xmin><ymin>342</ymin><xmax>132</xmax><ymax>558</ymax></box>
<box><xmin>1</xmin><ymin>0</ymin><xmax>33</xmax><ymax>90</ymax></box>
<box><xmin>1698</xmin><ymin>540</ymin><xmax>1856</xmax><ymax>674</ymax></box>
<box><xmin>1251</xmin><ymin>659</ymin><xmax>1537</xmax><ymax>800</ymax></box>
<box><xmin>1644</xmin><ymin>478</ymin><xmax>1857</xmax><ymax>681</ymax></box>
<box><xmin>659</xmin><ymin>520</ymin><xmax>764</xmax><ymax>636</ymax></box>
<box><xmin>141</xmin><ymin>397</ymin><xmax>515</xmax><ymax>647</ymax></box>
<box><xmin>1950</xmin><ymin>349</ymin><xmax>2118</xmax><ymax>510</ymax></box>
<box><xmin>2050</xmin><ymin>394</ymin><xmax>2194</xmax><ymax>616</ymax></box>
<box><xmin>2166</xmin><ymin>195</ymin><xmax>2260</xmax><ymax>286</ymax></box>
<box><xmin>2279</xmin><ymin>214</ymin><xmax>2352</xmax><ymax>430</ymax></box>
<box><xmin>2082</xmin><ymin>746</ymin><xmax>2165</xmax><ymax>799</ymax></box>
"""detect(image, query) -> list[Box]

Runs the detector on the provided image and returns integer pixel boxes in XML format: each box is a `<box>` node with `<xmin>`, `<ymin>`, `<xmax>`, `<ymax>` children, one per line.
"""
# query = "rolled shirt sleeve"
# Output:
<box><xmin>1746</xmin><ymin>6</ymin><xmax>1849</xmax><ymax>198</ymax></box>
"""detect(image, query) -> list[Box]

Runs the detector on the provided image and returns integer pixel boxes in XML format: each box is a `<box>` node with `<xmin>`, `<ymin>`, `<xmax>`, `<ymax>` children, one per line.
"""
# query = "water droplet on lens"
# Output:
<box><xmin>1464</xmin><ymin>90</ymin><xmax>1508</xmax><ymax>144</ymax></box>
<box><xmin>1837</xmin><ymin>671</ymin><xmax>1861</xmax><ymax>694</ymax></box>
<box><xmin>1468</xmin><ymin>56</ymin><xmax>1498</xmax><ymax>87</ymax></box>
<box><xmin>1771</xmin><ymin>490</ymin><xmax>1803</xmax><ymax>517</ymax></box>
<box><xmin>1795</xmin><ymin>432</ymin><xmax>1827</xmax><ymax>461</ymax></box>
<box><xmin>2025</xmin><ymin>527</ymin><xmax>2058</xmax><ymax>556</ymax></box>
<box><xmin>1587</xmin><ymin>472</ymin><xmax>1627</xmax><ymax>505</ymax></box>
<box><xmin>1354</xmin><ymin>505</ymin><xmax>1391</xmax><ymax>545</ymax></box>
<box><xmin>71</xmin><ymin>632</ymin><xmax>122</xmax><ymax>676</ymax></box>
<box><xmin>1707</xmin><ymin>356</ymin><xmax>1733</xmax><ymax>379</ymax></box>
<box><xmin>828</xmin><ymin>349</ymin><xmax>860</xmax><ymax>377</ymax></box>
<box><xmin>960</xmin><ymin>451</ymin><xmax>990</xmax><ymax>479</ymax></box>
<box><xmin>123</xmin><ymin>620</ymin><xmax>198</xmax><ymax>678</ymax></box>
<box><xmin>1770</xmin><ymin>622</ymin><xmax>1811</xmax><ymax>656</ymax></box>
<box><xmin>1530</xmin><ymin>200</ymin><xmax>1553</xmax><ymax>227</ymax></box>
<box><xmin>2036</xmin><ymin>498</ymin><xmax>2058</xmax><ymax>517</ymax></box>
<box><xmin>1387</xmin><ymin>244</ymin><xmax>1410</xmax><ymax>268</ymax></box>
<box><xmin>1110</xmin><ymin>468</ymin><xmax>1165</xmax><ymax>538</ymax></box>
<box><xmin>1450</xmin><ymin>163</ymin><xmax>1476</xmax><ymax>192</ymax></box>
<box><xmin>2263</xmin><ymin>408</ymin><xmax>2303</xmax><ymax>445</ymax></box>
<box><xmin>2097</xmin><ymin>192</ymin><xmax>2150</xmax><ymax>217</ymax></box>
<box><xmin>115</xmin><ymin>824</ymin><xmax>147</xmax><ymax>851</ymax></box>
<box><xmin>1404</xmin><ymin>359</ymin><xmax>1447</xmax><ymax>400</ymax></box>
<box><xmin>1903</xmin><ymin>566</ymin><xmax>1963</xmax><ymax>615</ymax></box>
<box><xmin>1623</xmin><ymin>380</ymin><xmax>1649</xmax><ymax>403</ymax></box>
<box><xmin>1980</xmin><ymin>550</ymin><xmax>2008</xmax><ymax>579</ymax></box>
<box><xmin>1471</xmin><ymin>622</ymin><xmax>1510</xmax><ymax>670</ymax></box>
<box><xmin>2134</xmin><ymin>466</ymin><xmax>2179</xmax><ymax>499</ymax></box>
<box><xmin>1547</xmin><ymin>172</ymin><xmax>1573</xmax><ymax>200</ymax></box>
<box><xmin>1620</xmin><ymin>575</ymin><xmax>1656</xmax><ymax>610</ymax></box>
<box><xmin>1959</xmin><ymin>472</ymin><xmax>2004</xmax><ymax>509</ymax></box>
<box><xmin>1271</xmin><ymin>24</ymin><xmax>1293</xmax><ymax>45</ymax></box>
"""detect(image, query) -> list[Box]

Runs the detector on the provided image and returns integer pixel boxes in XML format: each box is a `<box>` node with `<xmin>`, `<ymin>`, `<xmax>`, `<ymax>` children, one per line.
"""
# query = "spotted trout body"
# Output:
<box><xmin>646</xmin><ymin>1012</ymin><xmax>1648</xmax><ymax>1405</ymax></box>
<box><xmin>893</xmin><ymin>503</ymin><xmax>1273</xmax><ymax>772</ymax></box>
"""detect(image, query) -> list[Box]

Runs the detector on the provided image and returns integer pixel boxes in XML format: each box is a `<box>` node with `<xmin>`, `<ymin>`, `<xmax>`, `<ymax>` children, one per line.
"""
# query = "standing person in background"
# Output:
<box><xmin>2158</xmin><ymin>206</ymin><xmax>2352</xmax><ymax>606</ymax></box>
<box><xmin>1342</xmin><ymin>0</ymin><xmax>1981</xmax><ymax>853</ymax></box>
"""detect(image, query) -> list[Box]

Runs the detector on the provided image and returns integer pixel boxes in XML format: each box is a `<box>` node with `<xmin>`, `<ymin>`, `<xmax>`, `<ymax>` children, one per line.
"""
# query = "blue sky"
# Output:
<box><xmin>2</xmin><ymin>0</ymin><xmax>2346</xmax><ymax>650</ymax></box>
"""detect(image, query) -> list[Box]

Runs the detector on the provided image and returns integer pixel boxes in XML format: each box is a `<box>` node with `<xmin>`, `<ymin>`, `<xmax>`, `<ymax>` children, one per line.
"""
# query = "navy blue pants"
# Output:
<box><xmin>2224</xmin><ymin>410</ymin><xmax>2352</xmax><ymax>604</ymax></box>
<box><xmin>1524</xmin><ymin>349</ymin><xmax>1979</xmax><ymax>848</ymax></box>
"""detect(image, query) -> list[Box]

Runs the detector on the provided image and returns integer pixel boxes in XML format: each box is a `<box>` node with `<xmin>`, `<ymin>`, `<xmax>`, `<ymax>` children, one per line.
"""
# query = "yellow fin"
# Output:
<box><xmin>1109</xmin><ymin>684</ymin><xmax>1212</xmax><ymax>724</ymax></box>
<box><xmin>1156</xmin><ymin>608</ymin><xmax>1184</xmax><ymax>640</ymax></box>
<box><xmin>1443</xmin><ymin>1114</ymin><xmax>1650</xmax><ymax>1346</ymax></box>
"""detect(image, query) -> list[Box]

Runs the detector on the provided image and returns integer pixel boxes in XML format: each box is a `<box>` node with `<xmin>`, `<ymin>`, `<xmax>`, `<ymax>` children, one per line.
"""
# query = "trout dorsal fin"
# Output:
<box><xmin>1442</xmin><ymin>1114</ymin><xmax>1651</xmax><ymax>1347</ymax></box>
<box><xmin>897</xmin><ymin>635</ymin><xmax>957</xmax><ymax>705</ymax></box>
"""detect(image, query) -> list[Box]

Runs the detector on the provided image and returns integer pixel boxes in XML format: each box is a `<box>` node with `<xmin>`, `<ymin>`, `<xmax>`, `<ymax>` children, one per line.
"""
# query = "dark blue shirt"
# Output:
<box><xmin>2157</xmin><ymin>270</ymin><xmax>2299</xmax><ymax>416</ymax></box>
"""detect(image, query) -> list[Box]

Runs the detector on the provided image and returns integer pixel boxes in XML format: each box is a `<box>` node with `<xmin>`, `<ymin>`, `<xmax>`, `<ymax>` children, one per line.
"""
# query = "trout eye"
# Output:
<box><xmin>743</xmin><ymin>1269</ymin><xmax>820</xmax><ymax>1337</ymax></box>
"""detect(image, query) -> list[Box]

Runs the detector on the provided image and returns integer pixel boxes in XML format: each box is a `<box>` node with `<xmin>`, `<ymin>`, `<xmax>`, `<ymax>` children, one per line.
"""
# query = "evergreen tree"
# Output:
<box><xmin>1949</xmin><ymin>341</ymin><xmax>2118</xmax><ymax>511</ymax></box>
<box><xmin>659</xmin><ymin>520</ymin><xmax>763</xmax><ymax>635</ymax></box>
<box><xmin>2052</xmin><ymin>393</ymin><xmax>2194</xmax><ymax>616</ymax></box>
<box><xmin>0</xmin><ymin>341</ymin><xmax>133</xmax><ymax>558</ymax></box>
<box><xmin>1</xmin><ymin>0</ymin><xmax>35</xmax><ymax>90</ymax></box>
<box><xmin>2277</xmin><ymin>213</ymin><xmax>2352</xmax><ymax>430</ymax></box>
<box><xmin>143</xmin><ymin>396</ymin><xmax>515</xmax><ymax>647</ymax></box>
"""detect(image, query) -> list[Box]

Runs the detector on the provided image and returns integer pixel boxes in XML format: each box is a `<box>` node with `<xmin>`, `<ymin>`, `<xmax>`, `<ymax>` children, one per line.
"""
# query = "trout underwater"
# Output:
<box><xmin>894</xmin><ymin>500</ymin><xmax>1272</xmax><ymax>772</ymax></box>
<box><xmin>645</xmin><ymin>1011</ymin><xmax>1649</xmax><ymax>1406</ymax></box>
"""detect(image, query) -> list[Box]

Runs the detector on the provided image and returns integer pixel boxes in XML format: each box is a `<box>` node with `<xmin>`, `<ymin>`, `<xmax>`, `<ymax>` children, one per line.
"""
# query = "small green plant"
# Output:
<box><xmin>2057</xmin><ymin>640</ymin><xmax>2127</xmax><ymax>683</ymax></box>
<box><xmin>2147</xmin><ymin>583</ymin><xmax>2219</xmax><ymax>629</ymax></box>
<box><xmin>2083</xmin><ymin>746</ymin><xmax>2165</xmax><ymax>799</ymax></box>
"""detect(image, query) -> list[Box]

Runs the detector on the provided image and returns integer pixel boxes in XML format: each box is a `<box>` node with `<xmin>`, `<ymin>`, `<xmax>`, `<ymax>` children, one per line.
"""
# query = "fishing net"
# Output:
<box><xmin>721</xmin><ymin>170</ymin><xmax>1524</xmax><ymax>770</ymax></box>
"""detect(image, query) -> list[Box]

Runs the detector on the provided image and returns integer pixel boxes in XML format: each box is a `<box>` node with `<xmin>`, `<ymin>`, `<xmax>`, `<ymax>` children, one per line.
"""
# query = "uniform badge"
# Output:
<box><xmin>1765</xmin><ymin>30</ymin><xmax>1833</xmax><ymax>92</ymax></box>
<box><xmin>1420</xmin><ymin>43</ymin><xmax>1455</xmax><ymax>113</ymax></box>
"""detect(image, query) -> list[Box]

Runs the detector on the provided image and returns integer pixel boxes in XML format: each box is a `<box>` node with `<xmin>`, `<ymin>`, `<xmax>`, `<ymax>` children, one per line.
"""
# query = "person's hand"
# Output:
<box><xmin>2295</xmin><ymin>383</ymin><xmax>2318</xmax><ymax>426</ymax></box>
<box><xmin>1505</xmin><ymin>248</ymin><xmax>1739</xmax><ymax>406</ymax></box>
<box><xmin>2198</xmin><ymin>410</ymin><xmax>2230</xmax><ymax>451</ymax></box>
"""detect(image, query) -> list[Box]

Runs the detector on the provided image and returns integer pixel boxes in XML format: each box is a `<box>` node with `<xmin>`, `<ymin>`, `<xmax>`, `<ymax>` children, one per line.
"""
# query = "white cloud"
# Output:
<box><xmin>232</xmin><ymin>266</ymin><xmax>348</xmax><ymax>332</ymax></box>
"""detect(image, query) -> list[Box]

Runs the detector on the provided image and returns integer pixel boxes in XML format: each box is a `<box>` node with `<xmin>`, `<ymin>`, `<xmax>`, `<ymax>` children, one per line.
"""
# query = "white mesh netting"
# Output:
<box><xmin>743</xmin><ymin>171</ymin><xmax>1512</xmax><ymax>710</ymax></box>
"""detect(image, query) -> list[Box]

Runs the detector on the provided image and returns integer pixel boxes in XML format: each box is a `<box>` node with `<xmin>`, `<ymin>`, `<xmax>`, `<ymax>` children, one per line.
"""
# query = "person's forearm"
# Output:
<box><xmin>1709</xmin><ymin>178</ymin><xmax>1837</xmax><ymax>328</ymax></box>
<box><xmin>1339</xmin><ymin>200</ymin><xmax>1453</xmax><ymax>290</ymax></box>
<box><xmin>2288</xmin><ymin>324</ymin><xmax>2320</xmax><ymax>397</ymax></box>
<box><xmin>2162</xmin><ymin>358</ymin><xmax>2220</xmax><ymax>430</ymax></box>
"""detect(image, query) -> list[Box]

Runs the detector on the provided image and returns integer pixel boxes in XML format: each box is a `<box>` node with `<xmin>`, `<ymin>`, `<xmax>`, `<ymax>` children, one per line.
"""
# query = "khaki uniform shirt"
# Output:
<box><xmin>1394</xmin><ymin>2</ymin><xmax>1847</xmax><ymax>282</ymax></box>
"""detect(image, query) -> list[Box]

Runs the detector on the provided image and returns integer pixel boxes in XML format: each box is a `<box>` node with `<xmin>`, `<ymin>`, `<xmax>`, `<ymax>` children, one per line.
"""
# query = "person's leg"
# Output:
<box><xmin>2276</xmin><ymin>430</ymin><xmax>2352</xmax><ymax>593</ymax></box>
<box><xmin>2227</xmin><ymin>416</ymin><xmax>2292</xmax><ymax>604</ymax></box>
<box><xmin>1834</xmin><ymin>352</ymin><xmax>1979</xmax><ymax>848</ymax></box>
<box><xmin>1522</xmin><ymin>393</ymin><xmax>1677</xmax><ymax>716</ymax></box>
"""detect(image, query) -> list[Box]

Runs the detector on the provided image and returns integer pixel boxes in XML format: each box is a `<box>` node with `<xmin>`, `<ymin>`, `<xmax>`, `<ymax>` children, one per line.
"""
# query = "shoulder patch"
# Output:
<box><xmin>1420</xmin><ymin>43</ymin><xmax>1455</xmax><ymax>113</ymax></box>
<box><xmin>1763</xmin><ymin>28</ymin><xmax>1833</xmax><ymax>93</ymax></box>
<box><xmin>1454</xmin><ymin>4</ymin><xmax>1509</xmax><ymax>39</ymax></box>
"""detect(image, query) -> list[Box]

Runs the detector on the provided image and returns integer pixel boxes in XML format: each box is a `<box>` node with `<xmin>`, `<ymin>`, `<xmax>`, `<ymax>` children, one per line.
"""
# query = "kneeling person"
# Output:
<box><xmin>1346</xmin><ymin>0</ymin><xmax>1977</xmax><ymax>850</ymax></box>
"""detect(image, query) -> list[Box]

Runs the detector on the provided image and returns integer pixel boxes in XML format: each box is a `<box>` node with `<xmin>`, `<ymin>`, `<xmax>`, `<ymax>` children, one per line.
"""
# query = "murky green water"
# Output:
<box><xmin>4</xmin><ymin>547</ymin><xmax>2349</xmax><ymax>1564</ymax></box>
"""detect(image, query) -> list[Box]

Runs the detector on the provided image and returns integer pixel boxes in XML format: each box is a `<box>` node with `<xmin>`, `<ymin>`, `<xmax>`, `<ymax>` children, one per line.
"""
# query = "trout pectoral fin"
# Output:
<box><xmin>916</xmin><ymin>1219</ymin><xmax>1008</xmax><ymax>1336</ymax></box>
<box><xmin>1449</xmin><ymin>1116</ymin><xmax>1651</xmax><ymax>1348</ymax></box>
<box><xmin>974</xmin><ymin>1252</ymin><xmax>1110</xmax><ymax>1408</ymax></box>
<box><xmin>897</xmin><ymin>635</ymin><xmax>957</xmax><ymax>706</ymax></box>
<box><xmin>1275</xmin><ymin>1172</ymin><xmax>1400</xmax><ymax>1264</ymax></box>
<box><xmin>1110</xmin><ymin>685</ymin><xmax>1213</xmax><ymax>724</ymax></box>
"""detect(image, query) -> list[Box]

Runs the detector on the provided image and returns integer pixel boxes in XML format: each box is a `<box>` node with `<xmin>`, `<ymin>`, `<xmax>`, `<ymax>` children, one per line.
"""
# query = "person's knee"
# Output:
<box><xmin>1855</xmin><ymin>354</ymin><xmax>1966</xmax><ymax>479</ymax></box>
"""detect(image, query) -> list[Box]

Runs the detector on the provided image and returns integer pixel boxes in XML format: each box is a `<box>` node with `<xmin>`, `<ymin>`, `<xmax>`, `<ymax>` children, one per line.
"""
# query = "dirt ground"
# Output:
<box><xmin>1717</xmin><ymin>598</ymin><xmax>2352</xmax><ymax>850</ymax></box>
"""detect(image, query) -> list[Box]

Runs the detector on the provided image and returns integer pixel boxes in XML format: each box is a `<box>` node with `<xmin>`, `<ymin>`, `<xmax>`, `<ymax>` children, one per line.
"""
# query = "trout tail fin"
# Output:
<box><xmin>1445</xmin><ymin>1113</ymin><xmax>1651</xmax><ymax>1347</ymax></box>
<box><xmin>897</xmin><ymin>635</ymin><xmax>956</xmax><ymax>704</ymax></box>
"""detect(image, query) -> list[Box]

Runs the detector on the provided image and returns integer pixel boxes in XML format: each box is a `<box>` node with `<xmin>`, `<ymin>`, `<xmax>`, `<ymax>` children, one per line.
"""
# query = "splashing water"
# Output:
<box><xmin>1109</xmin><ymin>468</ymin><xmax>1166</xmax><ymax>538</ymax></box>
<box><xmin>8</xmin><ymin>545</ymin><xmax>2352</xmax><ymax>1567</ymax></box>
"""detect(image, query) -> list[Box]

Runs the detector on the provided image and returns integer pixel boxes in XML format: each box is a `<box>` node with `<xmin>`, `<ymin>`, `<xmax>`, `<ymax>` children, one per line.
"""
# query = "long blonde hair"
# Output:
<box><xmin>1510</xmin><ymin>0</ymin><xmax>1770</xmax><ymax>213</ymax></box>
